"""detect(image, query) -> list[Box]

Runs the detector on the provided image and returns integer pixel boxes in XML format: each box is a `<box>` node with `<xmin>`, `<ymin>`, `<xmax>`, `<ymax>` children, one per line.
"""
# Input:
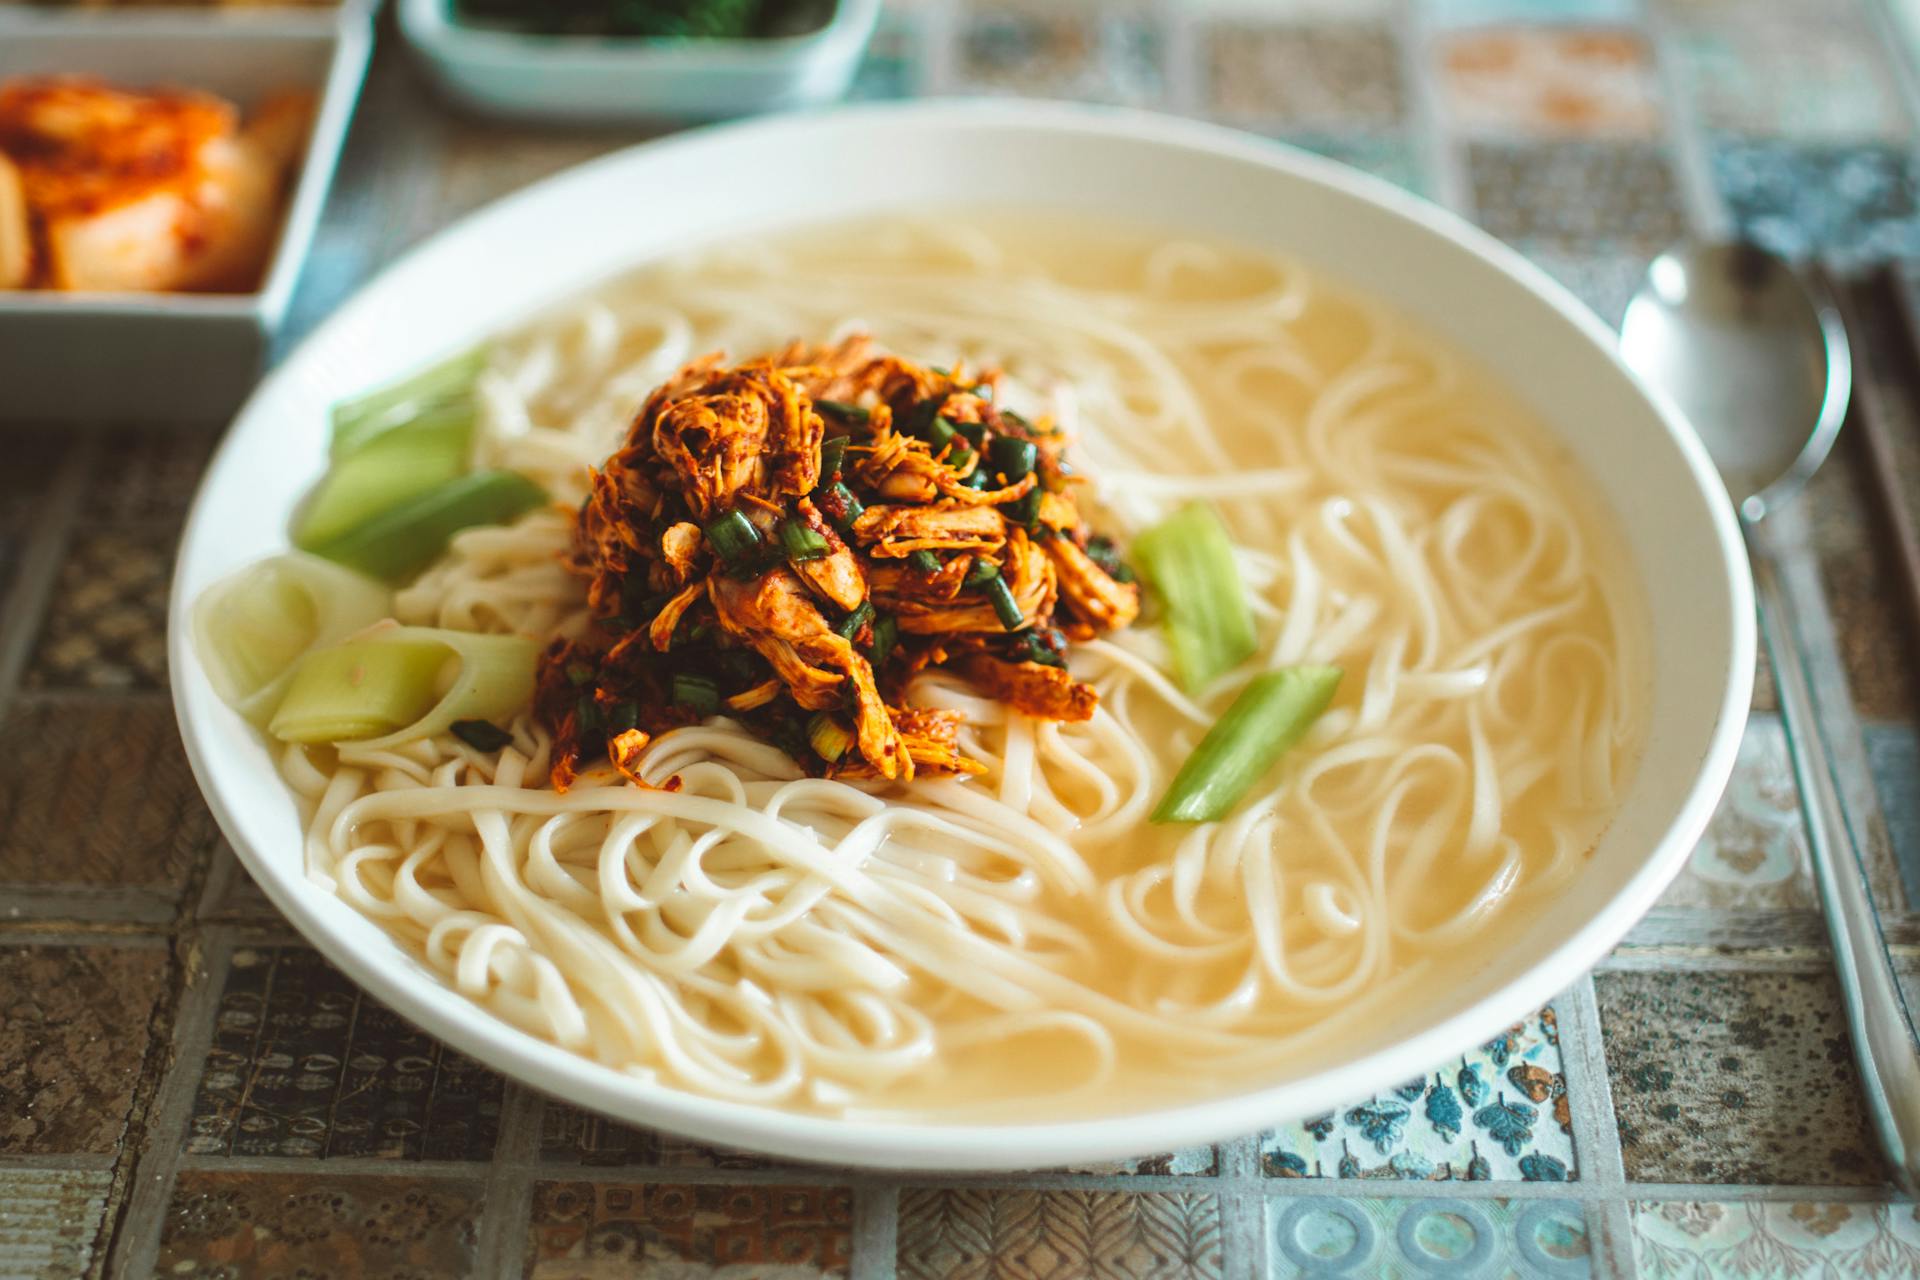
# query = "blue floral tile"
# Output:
<box><xmin>1266</xmin><ymin>132</ymin><xmax>1429</xmax><ymax>196</ymax></box>
<box><xmin>1269</xmin><ymin>1197</ymin><xmax>1591</xmax><ymax>1278</ymax></box>
<box><xmin>1468</xmin><ymin>141</ymin><xmax>1687</xmax><ymax>254</ymax></box>
<box><xmin>1712</xmin><ymin>142</ymin><xmax>1920</xmax><ymax>267</ymax></box>
<box><xmin>1259</xmin><ymin>1008</ymin><xmax>1575</xmax><ymax>1181</ymax></box>
<box><xmin>953</xmin><ymin>1</ymin><xmax>1165</xmax><ymax>107</ymax></box>
<box><xmin>1668</xmin><ymin>25</ymin><xmax>1904</xmax><ymax>142</ymax></box>
<box><xmin>1632</xmin><ymin>1200</ymin><xmax>1920</xmax><ymax>1279</ymax></box>
<box><xmin>1594</xmin><ymin>969</ymin><xmax>1885</xmax><ymax>1185</ymax></box>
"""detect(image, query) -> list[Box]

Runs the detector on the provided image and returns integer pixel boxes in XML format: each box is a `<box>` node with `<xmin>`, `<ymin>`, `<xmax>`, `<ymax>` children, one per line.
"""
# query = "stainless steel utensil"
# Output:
<box><xmin>1622</xmin><ymin>240</ymin><xmax>1920</xmax><ymax>1194</ymax></box>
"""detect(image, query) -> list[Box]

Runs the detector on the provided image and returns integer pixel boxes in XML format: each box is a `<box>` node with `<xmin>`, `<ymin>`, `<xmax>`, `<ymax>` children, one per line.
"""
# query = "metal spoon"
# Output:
<box><xmin>1622</xmin><ymin>241</ymin><xmax>1920</xmax><ymax>1194</ymax></box>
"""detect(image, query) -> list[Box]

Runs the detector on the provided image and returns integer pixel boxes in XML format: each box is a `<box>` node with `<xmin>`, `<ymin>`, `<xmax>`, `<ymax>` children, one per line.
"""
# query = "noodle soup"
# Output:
<box><xmin>252</xmin><ymin>216</ymin><xmax>1647</xmax><ymax>1118</ymax></box>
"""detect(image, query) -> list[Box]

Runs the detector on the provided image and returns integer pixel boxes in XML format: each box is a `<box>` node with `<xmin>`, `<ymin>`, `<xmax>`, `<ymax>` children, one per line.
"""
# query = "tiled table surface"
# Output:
<box><xmin>8</xmin><ymin>0</ymin><xmax>1920</xmax><ymax>1276</ymax></box>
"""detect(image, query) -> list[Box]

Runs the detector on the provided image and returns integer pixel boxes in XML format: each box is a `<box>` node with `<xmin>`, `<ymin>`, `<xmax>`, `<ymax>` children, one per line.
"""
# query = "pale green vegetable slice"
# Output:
<box><xmin>268</xmin><ymin>626</ymin><xmax>538</xmax><ymax>748</ymax></box>
<box><xmin>330</xmin><ymin>345</ymin><xmax>487</xmax><ymax>461</ymax></box>
<box><xmin>191</xmin><ymin>553</ymin><xmax>391</xmax><ymax>726</ymax></box>
<box><xmin>294</xmin><ymin>410</ymin><xmax>474</xmax><ymax>553</ymax></box>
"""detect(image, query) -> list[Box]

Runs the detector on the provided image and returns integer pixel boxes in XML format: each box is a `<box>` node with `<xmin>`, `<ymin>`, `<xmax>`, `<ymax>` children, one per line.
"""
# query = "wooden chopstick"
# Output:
<box><xmin>1821</xmin><ymin>262</ymin><xmax>1920</xmax><ymax>648</ymax></box>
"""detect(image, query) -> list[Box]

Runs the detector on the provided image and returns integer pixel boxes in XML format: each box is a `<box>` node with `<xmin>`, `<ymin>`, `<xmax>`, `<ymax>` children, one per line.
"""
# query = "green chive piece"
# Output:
<box><xmin>989</xmin><ymin>435</ymin><xmax>1036</xmax><ymax>479</ymax></box>
<box><xmin>575</xmin><ymin>695</ymin><xmax>601</xmax><ymax>735</ymax></box>
<box><xmin>819</xmin><ymin>435</ymin><xmax>848</xmax><ymax>476</ymax></box>
<box><xmin>1132</xmin><ymin>502</ymin><xmax>1257</xmax><ymax>695</ymax></box>
<box><xmin>899</xmin><ymin>392</ymin><xmax>950</xmax><ymax>438</ymax></box>
<box><xmin>1007</xmin><ymin>489</ymin><xmax>1042</xmax><ymax>529</ymax></box>
<box><xmin>670</xmin><ymin>673</ymin><xmax>719</xmax><ymax>717</ymax></box>
<box><xmin>964</xmin><ymin>559</ymin><xmax>999</xmax><ymax>588</ymax></box>
<box><xmin>983</xmin><ymin>573</ymin><xmax>1023</xmax><ymax>630</ymax></box>
<box><xmin>825</xmin><ymin>482</ymin><xmax>864</xmax><ymax>532</ymax></box>
<box><xmin>909</xmin><ymin>549</ymin><xmax>941</xmax><ymax>574</ymax></box>
<box><xmin>1152</xmin><ymin>666</ymin><xmax>1343</xmax><ymax>823</ymax></box>
<box><xmin>703</xmin><ymin>509</ymin><xmax>763</xmax><ymax>565</ymax></box>
<box><xmin>955</xmin><ymin>420</ymin><xmax>988</xmax><ymax>448</ymax></box>
<box><xmin>607</xmin><ymin>700</ymin><xmax>639</xmax><ymax>736</ymax></box>
<box><xmin>868</xmin><ymin>613</ymin><xmax>898</xmax><ymax>667</ymax></box>
<box><xmin>450</xmin><ymin>719</ymin><xmax>513</xmax><ymax>752</ymax></box>
<box><xmin>835</xmin><ymin>600</ymin><xmax>874</xmax><ymax>640</ymax></box>
<box><xmin>807</xmin><ymin>713</ymin><xmax>853</xmax><ymax>763</ymax></box>
<box><xmin>815</xmin><ymin>400</ymin><xmax>870</xmax><ymax>426</ymax></box>
<box><xmin>778</xmin><ymin>517</ymin><xmax>832</xmax><ymax>562</ymax></box>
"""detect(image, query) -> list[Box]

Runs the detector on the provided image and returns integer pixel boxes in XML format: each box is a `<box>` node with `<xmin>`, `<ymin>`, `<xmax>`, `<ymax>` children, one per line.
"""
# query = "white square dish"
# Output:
<box><xmin>398</xmin><ymin>0</ymin><xmax>879</xmax><ymax>123</ymax></box>
<box><xmin>0</xmin><ymin>11</ymin><xmax>371</xmax><ymax>426</ymax></box>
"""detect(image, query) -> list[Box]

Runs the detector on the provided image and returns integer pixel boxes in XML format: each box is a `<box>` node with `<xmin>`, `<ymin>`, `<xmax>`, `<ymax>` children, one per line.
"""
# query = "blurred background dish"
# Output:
<box><xmin>399</xmin><ymin>0</ymin><xmax>879</xmax><ymax>122</ymax></box>
<box><xmin>0</xmin><ymin>9</ymin><xmax>370</xmax><ymax>425</ymax></box>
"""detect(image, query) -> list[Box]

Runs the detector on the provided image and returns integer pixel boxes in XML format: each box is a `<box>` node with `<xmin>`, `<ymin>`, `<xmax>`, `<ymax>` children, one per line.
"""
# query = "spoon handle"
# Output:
<box><xmin>1749</xmin><ymin>526</ymin><xmax>1920</xmax><ymax>1194</ymax></box>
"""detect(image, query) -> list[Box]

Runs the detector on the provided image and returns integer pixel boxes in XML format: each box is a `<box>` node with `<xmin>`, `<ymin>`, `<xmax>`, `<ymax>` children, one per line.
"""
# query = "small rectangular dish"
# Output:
<box><xmin>398</xmin><ymin>0</ymin><xmax>880</xmax><ymax>123</ymax></box>
<box><xmin>0</xmin><ymin>10</ymin><xmax>371</xmax><ymax>426</ymax></box>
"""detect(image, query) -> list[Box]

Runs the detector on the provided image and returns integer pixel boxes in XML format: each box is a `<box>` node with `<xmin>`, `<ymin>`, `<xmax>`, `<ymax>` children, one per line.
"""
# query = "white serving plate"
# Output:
<box><xmin>0</xmin><ymin>10</ymin><xmax>370</xmax><ymax>426</ymax></box>
<box><xmin>169</xmin><ymin>101</ymin><xmax>1754</xmax><ymax>1170</ymax></box>
<box><xmin>399</xmin><ymin>0</ymin><xmax>879</xmax><ymax>122</ymax></box>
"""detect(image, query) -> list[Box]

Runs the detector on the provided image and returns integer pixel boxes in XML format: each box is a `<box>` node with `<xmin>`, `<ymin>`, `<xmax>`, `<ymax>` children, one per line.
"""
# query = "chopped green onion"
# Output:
<box><xmin>807</xmin><ymin>713</ymin><xmax>853</xmax><ymax>763</ymax></box>
<box><xmin>964</xmin><ymin>466</ymin><xmax>994</xmax><ymax>491</ymax></box>
<box><xmin>1152</xmin><ymin>666</ymin><xmax>1342</xmax><ymax>823</ymax></box>
<box><xmin>954</xmin><ymin>420</ymin><xmax>988</xmax><ymax>448</ymax></box>
<box><xmin>835</xmin><ymin>600</ymin><xmax>874</xmax><ymax>640</ymax></box>
<box><xmin>451</xmin><ymin>720</ymin><xmax>513</xmax><ymax>752</ymax></box>
<box><xmin>1132</xmin><ymin>502</ymin><xmax>1257</xmax><ymax>695</ymax></box>
<box><xmin>909</xmin><ymin>549</ymin><xmax>941</xmax><ymax>574</ymax></box>
<box><xmin>330</xmin><ymin>346</ymin><xmax>487</xmax><ymax>460</ymax></box>
<box><xmin>982</xmin><ymin>573</ymin><xmax>1024</xmax><ymax>630</ymax></box>
<box><xmin>703</xmin><ymin>509</ymin><xmax>763</xmax><ymax>565</ymax></box>
<box><xmin>607</xmin><ymin>699</ymin><xmax>640</xmax><ymax>736</ymax></box>
<box><xmin>815</xmin><ymin>400</ymin><xmax>870</xmax><ymax>426</ymax></box>
<box><xmin>823</xmin><ymin>482</ymin><xmax>864</xmax><ymax>532</ymax></box>
<box><xmin>963</xmin><ymin>558</ymin><xmax>999</xmax><ymax>588</ymax></box>
<box><xmin>989</xmin><ymin>435</ymin><xmax>1036</xmax><ymax>480</ymax></box>
<box><xmin>1006</xmin><ymin>489</ymin><xmax>1042</xmax><ymax>529</ymax></box>
<box><xmin>868</xmin><ymin>613</ymin><xmax>898</xmax><ymax>667</ymax></box>
<box><xmin>191</xmin><ymin>553</ymin><xmax>391</xmax><ymax>726</ymax></box>
<box><xmin>778</xmin><ymin>517</ymin><xmax>832</xmax><ymax>562</ymax></box>
<box><xmin>670</xmin><ymin>673</ymin><xmax>720</xmax><ymax>717</ymax></box>
<box><xmin>899</xmin><ymin>392</ymin><xmax>950</xmax><ymax>438</ymax></box>
<box><xmin>928</xmin><ymin>417</ymin><xmax>959</xmax><ymax>451</ymax></box>
<box><xmin>819</xmin><ymin>435</ymin><xmax>848</xmax><ymax>476</ymax></box>
<box><xmin>1012</xmin><ymin>628</ymin><xmax>1066</xmax><ymax>669</ymax></box>
<box><xmin>565</xmin><ymin>661</ymin><xmax>594</xmax><ymax>687</ymax></box>
<box><xmin>1085</xmin><ymin>535</ymin><xmax>1136</xmax><ymax>584</ymax></box>
<box><xmin>575</xmin><ymin>695</ymin><xmax>601</xmax><ymax>735</ymax></box>
<box><xmin>305</xmin><ymin>470</ymin><xmax>547</xmax><ymax>583</ymax></box>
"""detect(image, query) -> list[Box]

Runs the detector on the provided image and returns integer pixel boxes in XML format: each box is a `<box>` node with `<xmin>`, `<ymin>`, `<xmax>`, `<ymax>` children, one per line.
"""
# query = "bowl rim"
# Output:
<box><xmin>168</xmin><ymin>97</ymin><xmax>1755</xmax><ymax>1170</ymax></box>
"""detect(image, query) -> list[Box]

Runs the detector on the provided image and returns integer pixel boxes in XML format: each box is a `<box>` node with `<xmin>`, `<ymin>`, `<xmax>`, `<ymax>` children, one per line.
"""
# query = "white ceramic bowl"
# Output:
<box><xmin>169</xmin><ymin>100</ymin><xmax>1754</xmax><ymax>1170</ymax></box>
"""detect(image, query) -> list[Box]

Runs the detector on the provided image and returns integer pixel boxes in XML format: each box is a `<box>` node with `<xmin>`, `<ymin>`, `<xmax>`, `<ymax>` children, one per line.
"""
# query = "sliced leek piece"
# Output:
<box><xmin>191</xmin><ymin>552</ymin><xmax>391</xmax><ymax>726</ymax></box>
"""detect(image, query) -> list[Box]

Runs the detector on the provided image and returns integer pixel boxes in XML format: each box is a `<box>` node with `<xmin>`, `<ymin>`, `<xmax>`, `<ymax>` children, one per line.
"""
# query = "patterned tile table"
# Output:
<box><xmin>8</xmin><ymin>1</ymin><xmax>1920</xmax><ymax>1276</ymax></box>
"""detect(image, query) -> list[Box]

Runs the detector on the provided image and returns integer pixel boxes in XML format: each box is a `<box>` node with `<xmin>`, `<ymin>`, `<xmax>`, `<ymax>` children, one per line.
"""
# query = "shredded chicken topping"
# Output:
<box><xmin>537</xmin><ymin>335</ymin><xmax>1141</xmax><ymax>789</ymax></box>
